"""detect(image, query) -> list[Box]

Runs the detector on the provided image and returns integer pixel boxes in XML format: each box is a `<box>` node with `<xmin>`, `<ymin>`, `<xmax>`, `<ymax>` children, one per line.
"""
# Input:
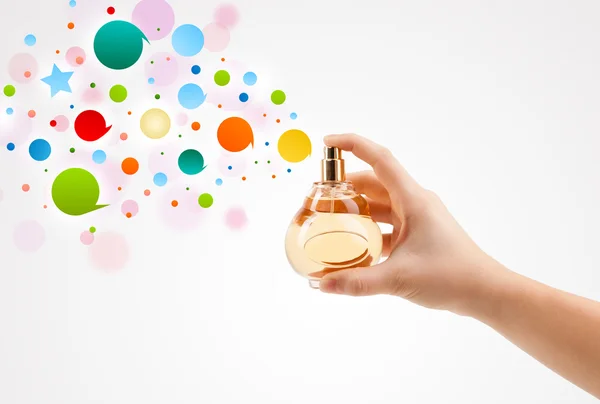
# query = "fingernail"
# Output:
<box><xmin>319</xmin><ymin>278</ymin><xmax>338</xmax><ymax>293</ymax></box>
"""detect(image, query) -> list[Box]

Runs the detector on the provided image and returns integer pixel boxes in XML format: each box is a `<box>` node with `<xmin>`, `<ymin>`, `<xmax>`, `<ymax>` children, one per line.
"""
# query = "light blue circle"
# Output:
<box><xmin>216</xmin><ymin>178</ymin><xmax>223</xmax><ymax>186</ymax></box>
<box><xmin>92</xmin><ymin>150</ymin><xmax>106</xmax><ymax>164</ymax></box>
<box><xmin>290</xmin><ymin>112</ymin><xmax>297</xmax><ymax>120</ymax></box>
<box><xmin>6</xmin><ymin>108</ymin><xmax>13</xmax><ymax>115</ymax></box>
<box><xmin>69</xmin><ymin>0</ymin><xmax>76</xmax><ymax>7</ymax></box>
<box><xmin>178</xmin><ymin>83</ymin><xmax>206</xmax><ymax>109</ymax></box>
<box><xmin>239</xmin><ymin>93</ymin><xmax>249</xmax><ymax>102</ymax></box>
<box><xmin>7</xmin><ymin>142</ymin><xmax>15</xmax><ymax>151</ymax></box>
<box><xmin>29</xmin><ymin>139</ymin><xmax>51</xmax><ymax>162</ymax></box>
<box><xmin>243</xmin><ymin>72</ymin><xmax>257</xmax><ymax>86</ymax></box>
<box><xmin>24</xmin><ymin>34</ymin><xmax>36</xmax><ymax>46</ymax></box>
<box><xmin>148</xmin><ymin>77</ymin><xmax>155</xmax><ymax>84</ymax></box>
<box><xmin>153</xmin><ymin>172</ymin><xmax>168</xmax><ymax>187</ymax></box>
<box><xmin>172</xmin><ymin>24</ymin><xmax>204</xmax><ymax>57</ymax></box>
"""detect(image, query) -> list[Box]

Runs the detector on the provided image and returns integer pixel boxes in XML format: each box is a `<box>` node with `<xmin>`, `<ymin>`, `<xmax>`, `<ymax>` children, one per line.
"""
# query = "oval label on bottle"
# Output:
<box><xmin>303</xmin><ymin>231</ymin><xmax>370</xmax><ymax>268</ymax></box>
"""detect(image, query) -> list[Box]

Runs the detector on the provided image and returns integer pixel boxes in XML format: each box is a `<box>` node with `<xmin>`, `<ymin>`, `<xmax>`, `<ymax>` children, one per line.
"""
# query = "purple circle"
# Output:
<box><xmin>132</xmin><ymin>0</ymin><xmax>175</xmax><ymax>40</ymax></box>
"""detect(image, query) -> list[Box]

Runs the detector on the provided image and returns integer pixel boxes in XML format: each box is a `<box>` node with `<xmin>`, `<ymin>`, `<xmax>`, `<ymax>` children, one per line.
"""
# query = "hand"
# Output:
<box><xmin>320</xmin><ymin>134</ymin><xmax>509</xmax><ymax>315</ymax></box>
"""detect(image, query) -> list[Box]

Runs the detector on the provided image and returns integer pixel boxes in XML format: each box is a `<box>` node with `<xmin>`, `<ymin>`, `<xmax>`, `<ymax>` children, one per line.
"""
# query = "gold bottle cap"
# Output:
<box><xmin>321</xmin><ymin>146</ymin><xmax>345</xmax><ymax>182</ymax></box>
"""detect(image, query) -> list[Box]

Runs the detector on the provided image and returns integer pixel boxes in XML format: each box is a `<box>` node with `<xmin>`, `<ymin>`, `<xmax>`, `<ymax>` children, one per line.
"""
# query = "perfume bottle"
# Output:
<box><xmin>285</xmin><ymin>146</ymin><xmax>383</xmax><ymax>288</ymax></box>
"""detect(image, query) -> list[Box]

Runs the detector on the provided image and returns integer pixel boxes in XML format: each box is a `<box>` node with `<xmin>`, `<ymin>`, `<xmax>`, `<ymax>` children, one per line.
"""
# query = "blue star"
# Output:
<box><xmin>41</xmin><ymin>64</ymin><xmax>73</xmax><ymax>97</ymax></box>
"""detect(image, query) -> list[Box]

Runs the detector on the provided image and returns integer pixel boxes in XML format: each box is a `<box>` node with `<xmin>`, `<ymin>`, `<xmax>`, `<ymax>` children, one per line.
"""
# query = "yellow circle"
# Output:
<box><xmin>277</xmin><ymin>129</ymin><xmax>311</xmax><ymax>163</ymax></box>
<box><xmin>140</xmin><ymin>108</ymin><xmax>171</xmax><ymax>139</ymax></box>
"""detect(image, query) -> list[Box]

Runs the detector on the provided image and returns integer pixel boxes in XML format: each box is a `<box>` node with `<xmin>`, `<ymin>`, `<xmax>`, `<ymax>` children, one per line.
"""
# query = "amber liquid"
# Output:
<box><xmin>285</xmin><ymin>185</ymin><xmax>383</xmax><ymax>288</ymax></box>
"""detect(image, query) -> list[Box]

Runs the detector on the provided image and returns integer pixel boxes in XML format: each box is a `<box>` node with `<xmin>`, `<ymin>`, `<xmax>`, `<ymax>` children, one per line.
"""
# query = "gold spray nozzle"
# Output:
<box><xmin>321</xmin><ymin>146</ymin><xmax>345</xmax><ymax>182</ymax></box>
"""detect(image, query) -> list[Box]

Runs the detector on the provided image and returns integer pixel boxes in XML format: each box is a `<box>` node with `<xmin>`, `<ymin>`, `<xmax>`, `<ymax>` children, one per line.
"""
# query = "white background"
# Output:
<box><xmin>1</xmin><ymin>0</ymin><xmax>599</xmax><ymax>403</ymax></box>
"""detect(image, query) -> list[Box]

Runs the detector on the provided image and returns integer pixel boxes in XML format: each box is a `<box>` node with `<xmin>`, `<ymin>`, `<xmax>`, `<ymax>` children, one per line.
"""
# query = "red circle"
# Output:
<box><xmin>107</xmin><ymin>6</ymin><xmax>115</xmax><ymax>14</ymax></box>
<box><xmin>50</xmin><ymin>120</ymin><xmax>57</xmax><ymax>127</ymax></box>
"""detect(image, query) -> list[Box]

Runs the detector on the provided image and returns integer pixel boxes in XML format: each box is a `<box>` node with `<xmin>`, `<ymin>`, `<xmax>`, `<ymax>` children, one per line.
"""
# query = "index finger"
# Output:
<box><xmin>324</xmin><ymin>134</ymin><xmax>419</xmax><ymax>197</ymax></box>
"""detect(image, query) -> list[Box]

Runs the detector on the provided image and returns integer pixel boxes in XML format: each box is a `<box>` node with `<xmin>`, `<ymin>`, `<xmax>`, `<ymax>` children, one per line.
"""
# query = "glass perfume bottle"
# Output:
<box><xmin>285</xmin><ymin>146</ymin><xmax>383</xmax><ymax>289</ymax></box>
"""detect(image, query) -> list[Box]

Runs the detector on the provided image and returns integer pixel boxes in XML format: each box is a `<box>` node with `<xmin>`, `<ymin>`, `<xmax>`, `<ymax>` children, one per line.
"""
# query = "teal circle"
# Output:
<box><xmin>178</xmin><ymin>149</ymin><xmax>205</xmax><ymax>175</ymax></box>
<box><xmin>94</xmin><ymin>21</ymin><xmax>148</xmax><ymax>70</ymax></box>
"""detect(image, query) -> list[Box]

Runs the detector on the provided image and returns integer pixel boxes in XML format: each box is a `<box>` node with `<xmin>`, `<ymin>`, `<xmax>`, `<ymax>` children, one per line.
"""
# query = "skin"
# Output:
<box><xmin>319</xmin><ymin>133</ymin><xmax>600</xmax><ymax>399</ymax></box>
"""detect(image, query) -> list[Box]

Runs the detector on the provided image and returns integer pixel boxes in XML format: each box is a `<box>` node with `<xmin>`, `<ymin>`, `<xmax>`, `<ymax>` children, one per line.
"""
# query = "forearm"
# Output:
<box><xmin>467</xmin><ymin>264</ymin><xmax>600</xmax><ymax>398</ymax></box>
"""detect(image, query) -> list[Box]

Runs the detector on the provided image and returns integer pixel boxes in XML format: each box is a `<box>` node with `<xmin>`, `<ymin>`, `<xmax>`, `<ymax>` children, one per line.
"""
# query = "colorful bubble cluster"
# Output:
<box><xmin>1</xmin><ymin>1</ymin><xmax>313</xmax><ymax>271</ymax></box>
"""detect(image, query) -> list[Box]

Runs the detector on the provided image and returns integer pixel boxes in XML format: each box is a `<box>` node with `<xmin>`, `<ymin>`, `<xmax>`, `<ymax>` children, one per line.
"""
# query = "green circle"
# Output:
<box><xmin>3</xmin><ymin>85</ymin><xmax>16</xmax><ymax>97</ymax></box>
<box><xmin>214</xmin><ymin>70</ymin><xmax>230</xmax><ymax>86</ymax></box>
<box><xmin>89</xmin><ymin>226</ymin><xmax>96</xmax><ymax>233</ymax></box>
<box><xmin>90</xmin><ymin>82</ymin><xmax>96</xmax><ymax>88</ymax></box>
<box><xmin>198</xmin><ymin>193</ymin><xmax>214</xmax><ymax>208</ymax></box>
<box><xmin>154</xmin><ymin>94</ymin><xmax>160</xmax><ymax>99</ymax></box>
<box><xmin>271</xmin><ymin>90</ymin><xmax>286</xmax><ymax>105</ymax></box>
<box><xmin>69</xmin><ymin>147</ymin><xmax>75</xmax><ymax>153</ymax></box>
<box><xmin>109</xmin><ymin>84</ymin><xmax>128</xmax><ymax>102</ymax></box>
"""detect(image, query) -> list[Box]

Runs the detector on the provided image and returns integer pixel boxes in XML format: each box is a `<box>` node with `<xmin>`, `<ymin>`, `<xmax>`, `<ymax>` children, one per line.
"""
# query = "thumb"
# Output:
<box><xmin>319</xmin><ymin>262</ymin><xmax>396</xmax><ymax>297</ymax></box>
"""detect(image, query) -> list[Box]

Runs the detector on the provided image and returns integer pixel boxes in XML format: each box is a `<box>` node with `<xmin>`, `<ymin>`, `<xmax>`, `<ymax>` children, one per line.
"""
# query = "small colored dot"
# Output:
<box><xmin>6</xmin><ymin>108</ymin><xmax>13</xmax><ymax>115</ymax></box>
<box><xmin>3</xmin><ymin>85</ymin><xmax>16</xmax><ymax>97</ymax></box>
<box><xmin>160</xmin><ymin>152</ymin><xmax>164</xmax><ymax>155</ymax></box>
<box><xmin>218</xmin><ymin>104</ymin><xmax>222</xmax><ymax>108</ymax></box>
<box><xmin>272</xmin><ymin>175</ymin><xmax>276</xmax><ymax>179</ymax></box>
<box><xmin>186</xmin><ymin>187</ymin><xmax>190</xmax><ymax>191</ymax></box>
<box><xmin>56</xmin><ymin>50</ymin><xmax>60</xmax><ymax>54</ymax></box>
<box><xmin>28</xmin><ymin>110</ymin><xmax>36</xmax><ymax>117</ymax></box>
<box><xmin>89</xmin><ymin>227</ymin><xmax>96</xmax><ymax>233</ymax></box>
<box><xmin>254</xmin><ymin>161</ymin><xmax>258</xmax><ymax>164</ymax></box>
<box><xmin>107</xmin><ymin>6</ymin><xmax>115</xmax><ymax>14</ymax></box>
<box><xmin>50</xmin><ymin>120</ymin><xmax>57</xmax><ymax>127</ymax></box>
<box><xmin>216</xmin><ymin>178</ymin><xmax>223</xmax><ymax>186</ymax></box>
<box><xmin>265</xmin><ymin>142</ymin><xmax>270</xmax><ymax>146</ymax></box>
<box><xmin>7</xmin><ymin>143</ymin><xmax>15</xmax><ymax>151</ymax></box>
<box><xmin>150</xmin><ymin>60</ymin><xmax>154</xmax><ymax>64</ymax></box>
<box><xmin>171</xmin><ymin>200</ymin><xmax>178</xmax><ymax>207</ymax></box>
<box><xmin>148</xmin><ymin>77</ymin><xmax>155</xmax><ymax>84</ymax></box>
<box><xmin>221</xmin><ymin>58</ymin><xmax>225</xmax><ymax>62</ymax></box>
<box><xmin>191</xmin><ymin>65</ymin><xmax>201</xmax><ymax>74</ymax></box>
<box><xmin>239</xmin><ymin>93</ymin><xmax>249</xmax><ymax>102</ymax></box>
<box><xmin>263</xmin><ymin>113</ymin><xmax>267</xmax><ymax>117</ymax></box>
<box><xmin>126</xmin><ymin>212</ymin><xmax>132</xmax><ymax>218</ymax></box>
<box><xmin>69</xmin><ymin>0</ymin><xmax>76</xmax><ymax>7</ymax></box>
<box><xmin>157</xmin><ymin>28</ymin><xmax>161</xmax><ymax>32</ymax></box>
<box><xmin>24</xmin><ymin>71</ymin><xmax>31</xmax><ymax>78</ymax></box>
<box><xmin>155</xmin><ymin>94</ymin><xmax>160</xmax><ymax>99</ymax></box>
<box><xmin>24</xmin><ymin>34</ymin><xmax>36</xmax><ymax>46</ymax></box>
<box><xmin>191</xmin><ymin>122</ymin><xmax>200</xmax><ymax>131</ymax></box>
<box><xmin>267</xmin><ymin>160</ymin><xmax>271</xmax><ymax>164</ymax></box>
<box><xmin>69</xmin><ymin>105</ymin><xmax>74</xmax><ymax>109</ymax></box>
<box><xmin>287</xmin><ymin>168</ymin><xmax>292</xmax><ymax>173</ymax></box>
<box><xmin>178</xmin><ymin>134</ymin><xmax>182</xmax><ymax>138</ymax></box>
<box><xmin>67</xmin><ymin>22</ymin><xmax>75</xmax><ymax>30</ymax></box>
<box><xmin>90</xmin><ymin>82</ymin><xmax>96</xmax><ymax>88</ymax></box>
<box><xmin>118</xmin><ymin>187</ymin><xmax>122</xmax><ymax>191</ymax></box>
<box><xmin>242</xmin><ymin>176</ymin><xmax>247</xmax><ymax>181</ymax></box>
<box><xmin>290</xmin><ymin>112</ymin><xmax>298</xmax><ymax>120</ymax></box>
<box><xmin>43</xmin><ymin>205</ymin><xmax>47</xmax><ymax>209</ymax></box>
<box><xmin>276</xmin><ymin>119</ymin><xmax>281</xmax><ymax>123</ymax></box>
<box><xmin>76</xmin><ymin>56</ymin><xmax>84</xmax><ymax>65</ymax></box>
<box><xmin>127</xmin><ymin>111</ymin><xmax>132</xmax><ymax>115</ymax></box>
<box><xmin>22</xmin><ymin>184</ymin><xmax>30</xmax><ymax>192</ymax></box>
<box><xmin>120</xmin><ymin>133</ymin><xmax>128</xmax><ymax>141</ymax></box>
<box><xmin>44</xmin><ymin>169</ymin><xmax>48</xmax><ymax>172</ymax></box>
<box><xmin>228</xmin><ymin>166</ymin><xmax>232</xmax><ymax>170</ymax></box>
<box><xmin>144</xmin><ymin>190</ymin><xmax>151</xmax><ymax>196</ymax></box>
<box><xmin>69</xmin><ymin>147</ymin><xmax>75</xmax><ymax>153</ymax></box>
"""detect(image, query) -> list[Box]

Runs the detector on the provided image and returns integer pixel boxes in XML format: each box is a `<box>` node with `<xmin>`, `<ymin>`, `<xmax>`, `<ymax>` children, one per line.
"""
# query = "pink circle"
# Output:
<box><xmin>132</xmin><ymin>0</ymin><xmax>175</xmax><ymax>41</ymax></box>
<box><xmin>120</xmin><ymin>133</ymin><xmax>128</xmax><ymax>141</ymax></box>
<box><xmin>13</xmin><ymin>220</ymin><xmax>46</xmax><ymax>252</ymax></box>
<box><xmin>80</xmin><ymin>231</ymin><xmax>95</xmax><ymax>246</ymax></box>
<box><xmin>28</xmin><ymin>110</ymin><xmax>36</xmax><ymax>118</ymax></box>
<box><xmin>88</xmin><ymin>232</ymin><xmax>129</xmax><ymax>272</ymax></box>
<box><xmin>145</xmin><ymin>52</ymin><xmax>178</xmax><ymax>86</ymax></box>
<box><xmin>22</xmin><ymin>184</ymin><xmax>30</xmax><ymax>192</ymax></box>
<box><xmin>224</xmin><ymin>206</ymin><xmax>247</xmax><ymax>230</ymax></box>
<box><xmin>144</xmin><ymin>189</ymin><xmax>151</xmax><ymax>196</ymax></box>
<box><xmin>159</xmin><ymin>188</ymin><xmax>205</xmax><ymax>232</ymax></box>
<box><xmin>65</xmin><ymin>46</ymin><xmax>86</xmax><ymax>67</ymax></box>
<box><xmin>81</xmin><ymin>88</ymin><xmax>103</xmax><ymax>104</ymax></box>
<box><xmin>0</xmin><ymin>111</ymin><xmax>33</xmax><ymax>146</ymax></box>
<box><xmin>217</xmin><ymin>152</ymin><xmax>248</xmax><ymax>177</ymax></box>
<box><xmin>121</xmin><ymin>200</ymin><xmax>139</xmax><ymax>217</ymax></box>
<box><xmin>53</xmin><ymin>115</ymin><xmax>70</xmax><ymax>132</ymax></box>
<box><xmin>176</xmin><ymin>112</ymin><xmax>188</xmax><ymax>126</ymax></box>
<box><xmin>203</xmin><ymin>23</ymin><xmax>230</xmax><ymax>52</ymax></box>
<box><xmin>8</xmin><ymin>53</ymin><xmax>38</xmax><ymax>83</ymax></box>
<box><xmin>214</xmin><ymin>4</ymin><xmax>240</xmax><ymax>28</ymax></box>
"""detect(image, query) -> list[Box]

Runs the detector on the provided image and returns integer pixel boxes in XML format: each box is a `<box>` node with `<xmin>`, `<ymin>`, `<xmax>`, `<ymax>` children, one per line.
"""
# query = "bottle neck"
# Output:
<box><xmin>321</xmin><ymin>147</ymin><xmax>346</xmax><ymax>182</ymax></box>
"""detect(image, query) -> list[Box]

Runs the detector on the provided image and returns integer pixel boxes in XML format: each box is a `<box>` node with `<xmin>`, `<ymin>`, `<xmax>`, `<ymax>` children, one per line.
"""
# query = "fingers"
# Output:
<box><xmin>319</xmin><ymin>261</ymin><xmax>396</xmax><ymax>297</ymax></box>
<box><xmin>347</xmin><ymin>171</ymin><xmax>390</xmax><ymax>202</ymax></box>
<box><xmin>382</xmin><ymin>233</ymin><xmax>393</xmax><ymax>258</ymax></box>
<box><xmin>368</xmin><ymin>198</ymin><xmax>392</xmax><ymax>224</ymax></box>
<box><xmin>324</xmin><ymin>134</ymin><xmax>420</xmax><ymax>199</ymax></box>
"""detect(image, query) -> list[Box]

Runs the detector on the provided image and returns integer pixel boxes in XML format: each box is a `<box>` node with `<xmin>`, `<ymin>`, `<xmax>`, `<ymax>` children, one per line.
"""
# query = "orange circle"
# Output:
<box><xmin>22</xmin><ymin>184</ymin><xmax>30</xmax><ymax>192</ymax></box>
<box><xmin>166</xmin><ymin>57</ymin><xmax>171</xmax><ymax>61</ymax></box>
<box><xmin>276</xmin><ymin>119</ymin><xmax>281</xmax><ymax>123</ymax></box>
<box><xmin>120</xmin><ymin>133</ymin><xmax>128</xmax><ymax>141</ymax></box>
<box><xmin>127</xmin><ymin>111</ymin><xmax>132</xmax><ymax>115</ymax></box>
<box><xmin>272</xmin><ymin>175</ymin><xmax>276</xmax><ymax>179</ymax></box>
<box><xmin>263</xmin><ymin>114</ymin><xmax>267</xmax><ymax>117</ymax></box>
<box><xmin>144</xmin><ymin>189</ymin><xmax>151</xmax><ymax>196</ymax></box>
<box><xmin>43</xmin><ymin>205</ymin><xmax>47</xmax><ymax>209</ymax></box>
<box><xmin>121</xmin><ymin>158</ymin><xmax>139</xmax><ymax>175</ymax></box>
<box><xmin>55</xmin><ymin>50</ymin><xmax>60</xmax><ymax>54</ymax></box>
<box><xmin>221</xmin><ymin>58</ymin><xmax>225</xmax><ymax>62</ymax></box>
<box><xmin>126</xmin><ymin>212</ymin><xmax>132</xmax><ymax>218</ymax></box>
<box><xmin>218</xmin><ymin>104</ymin><xmax>222</xmax><ymax>108</ymax></box>
<box><xmin>242</xmin><ymin>176</ymin><xmax>247</xmax><ymax>181</ymax></box>
<box><xmin>28</xmin><ymin>110</ymin><xmax>36</xmax><ymax>118</ymax></box>
<box><xmin>68</xmin><ymin>22</ymin><xmax>75</xmax><ymax>29</ymax></box>
<box><xmin>171</xmin><ymin>200</ymin><xmax>178</xmax><ymax>207</ymax></box>
<box><xmin>217</xmin><ymin>117</ymin><xmax>254</xmax><ymax>152</ymax></box>
<box><xmin>76</xmin><ymin>56</ymin><xmax>84</xmax><ymax>65</ymax></box>
<box><xmin>24</xmin><ymin>71</ymin><xmax>31</xmax><ymax>78</ymax></box>
<box><xmin>117</xmin><ymin>187</ymin><xmax>122</xmax><ymax>191</ymax></box>
<box><xmin>191</xmin><ymin>122</ymin><xmax>201</xmax><ymax>131</ymax></box>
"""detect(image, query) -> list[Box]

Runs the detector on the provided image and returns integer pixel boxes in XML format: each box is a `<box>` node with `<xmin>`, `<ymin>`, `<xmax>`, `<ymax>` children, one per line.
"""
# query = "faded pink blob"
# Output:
<box><xmin>214</xmin><ymin>4</ymin><xmax>240</xmax><ymax>28</ymax></box>
<box><xmin>176</xmin><ymin>112</ymin><xmax>188</xmax><ymax>126</ymax></box>
<box><xmin>224</xmin><ymin>206</ymin><xmax>247</xmax><ymax>230</ymax></box>
<box><xmin>121</xmin><ymin>200</ymin><xmax>139</xmax><ymax>217</ymax></box>
<box><xmin>8</xmin><ymin>53</ymin><xmax>38</xmax><ymax>83</ymax></box>
<box><xmin>145</xmin><ymin>52</ymin><xmax>179</xmax><ymax>86</ymax></box>
<box><xmin>66</xmin><ymin>46</ymin><xmax>87</xmax><ymax>67</ymax></box>
<box><xmin>132</xmin><ymin>0</ymin><xmax>175</xmax><ymax>40</ymax></box>
<box><xmin>203</xmin><ymin>23</ymin><xmax>230</xmax><ymax>52</ymax></box>
<box><xmin>0</xmin><ymin>110</ymin><xmax>33</xmax><ymax>146</ymax></box>
<box><xmin>13</xmin><ymin>220</ymin><xmax>46</xmax><ymax>252</ymax></box>
<box><xmin>52</xmin><ymin>115</ymin><xmax>70</xmax><ymax>132</ymax></box>
<box><xmin>80</xmin><ymin>231</ymin><xmax>94</xmax><ymax>246</ymax></box>
<box><xmin>88</xmin><ymin>232</ymin><xmax>129</xmax><ymax>272</ymax></box>
<box><xmin>159</xmin><ymin>187</ymin><xmax>205</xmax><ymax>232</ymax></box>
<box><xmin>81</xmin><ymin>88</ymin><xmax>103</xmax><ymax>104</ymax></box>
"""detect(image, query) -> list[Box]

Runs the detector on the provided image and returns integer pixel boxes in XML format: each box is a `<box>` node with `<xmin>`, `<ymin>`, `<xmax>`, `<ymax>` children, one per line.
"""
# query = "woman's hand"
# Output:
<box><xmin>319</xmin><ymin>133</ymin><xmax>508</xmax><ymax>315</ymax></box>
